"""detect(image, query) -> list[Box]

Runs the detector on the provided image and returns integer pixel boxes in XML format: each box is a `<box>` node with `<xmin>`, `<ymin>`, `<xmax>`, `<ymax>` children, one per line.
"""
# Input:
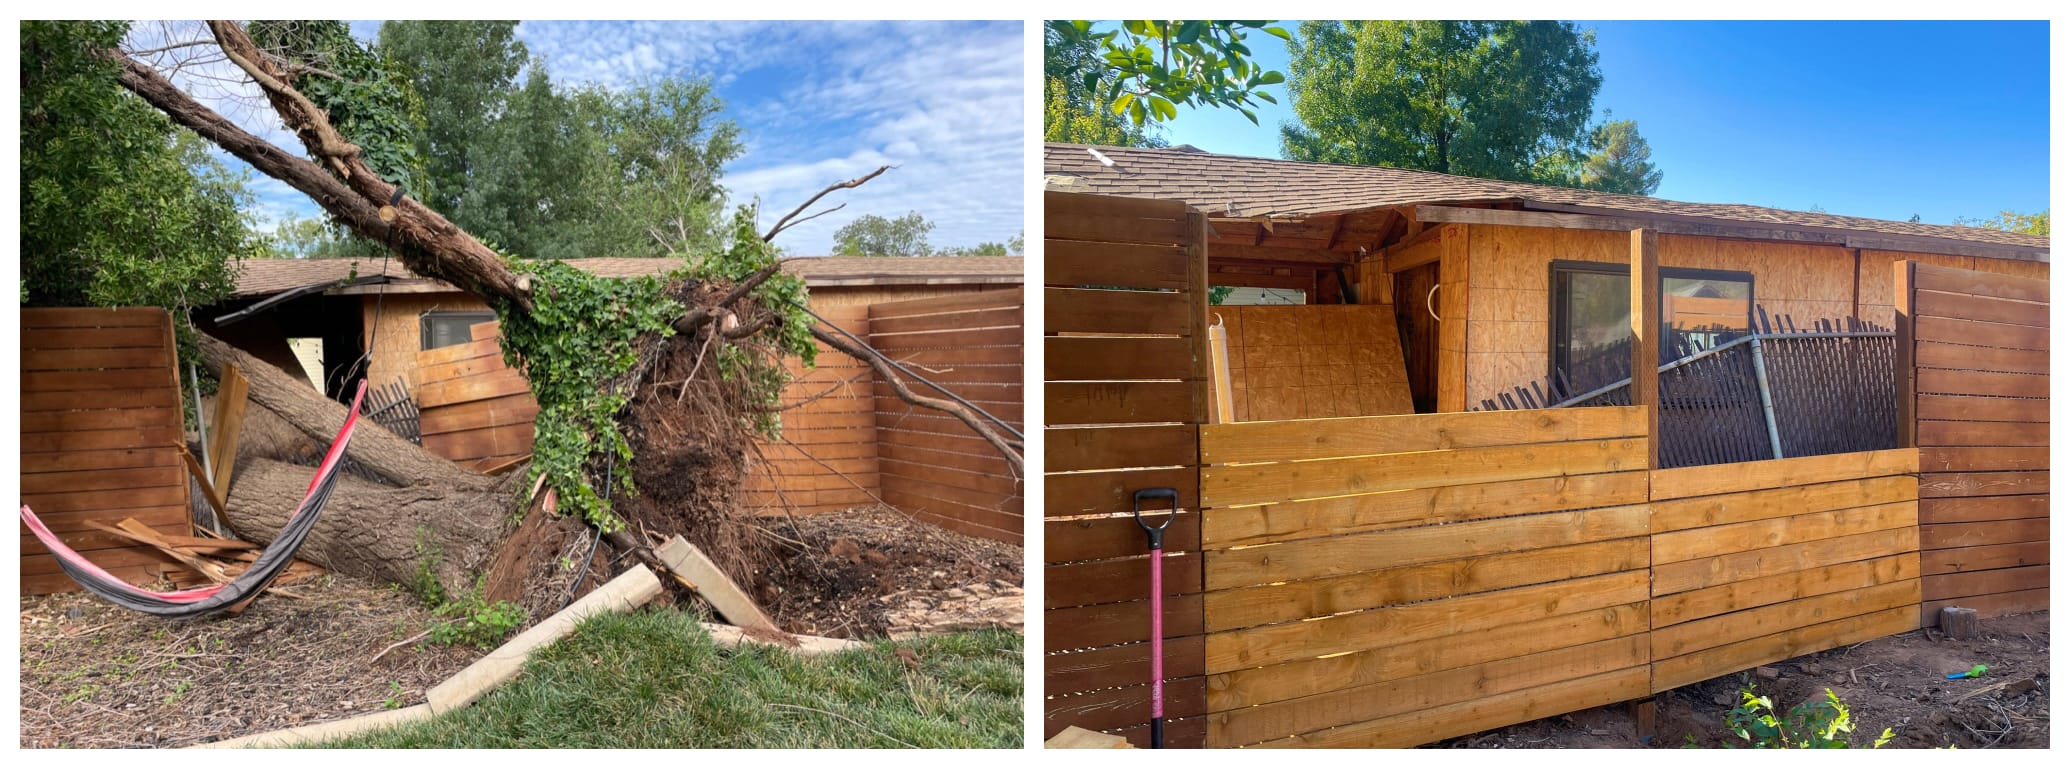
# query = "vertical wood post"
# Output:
<box><xmin>1629</xmin><ymin>229</ymin><xmax>1661</xmax><ymax>469</ymax></box>
<box><xmin>1893</xmin><ymin>260</ymin><xmax>1918</xmax><ymax>449</ymax></box>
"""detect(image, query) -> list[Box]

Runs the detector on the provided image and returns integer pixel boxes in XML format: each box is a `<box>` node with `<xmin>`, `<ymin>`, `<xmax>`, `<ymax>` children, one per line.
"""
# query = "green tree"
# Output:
<box><xmin>1281</xmin><ymin>21</ymin><xmax>1635</xmax><ymax>189</ymax></box>
<box><xmin>247</xmin><ymin>20</ymin><xmax>428</xmax><ymax>196</ymax></box>
<box><xmin>832</xmin><ymin>212</ymin><xmax>934</xmax><ymax>256</ymax></box>
<box><xmin>1956</xmin><ymin>209</ymin><xmax>2049</xmax><ymax>236</ymax></box>
<box><xmin>376</xmin><ymin>21</ymin><xmax>529</xmax><ymax>216</ymax></box>
<box><xmin>1047</xmin><ymin>20</ymin><xmax>1290</xmax><ymax>126</ymax></box>
<box><xmin>1579</xmin><ymin>116</ymin><xmax>1662</xmax><ymax>195</ymax></box>
<box><xmin>20</xmin><ymin>20</ymin><xmax>256</xmax><ymax>317</ymax></box>
<box><xmin>1042</xmin><ymin>24</ymin><xmax>1164</xmax><ymax>147</ymax></box>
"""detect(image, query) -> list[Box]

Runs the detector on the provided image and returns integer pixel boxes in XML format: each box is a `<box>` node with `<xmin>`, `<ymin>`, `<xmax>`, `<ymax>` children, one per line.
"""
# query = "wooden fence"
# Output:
<box><xmin>1043</xmin><ymin>191</ymin><xmax>1212</xmax><ymax>746</ymax></box>
<box><xmin>415</xmin><ymin>320</ymin><xmax>536</xmax><ymax>472</ymax></box>
<box><xmin>1648</xmin><ymin>449</ymin><xmax>1921</xmax><ymax>692</ymax></box>
<box><xmin>1195</xmin><ymin>407</ymin><xmax>1654</xmax><ymax>748</ymax></box>
<box><xmin>745</xmin><ymin>305</ymin><xmax>880</xmax><ymax>514</ymax></box>
<box><xmin>1898</xmin><ymin>261</ymin><xmax>2049</xmax><ymax>621</ymax></box>
<box><xmin>870</xmin><ymin>291</ymin><xmax>1024</xmax><ymax>542</ymax></box>
<box><xmin>20</xmin><ymin>308</ymin><xmax>191</xmax><ymax>595</ymax></box>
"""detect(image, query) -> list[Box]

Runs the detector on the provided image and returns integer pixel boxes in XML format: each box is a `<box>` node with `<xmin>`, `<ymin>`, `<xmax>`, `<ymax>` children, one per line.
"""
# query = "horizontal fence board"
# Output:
<box><xmin>1920</xmin><ymin>542</ymin><xmax>2049</xmax><ymax>576</ymax></box>
<box><xmin>1916</xmin><ymin>420</ymin><xmax>2047</xmax><ymax>446</ymax></box>
<box><xmin>1045</xmin><ymin>287</ymin><xmax>1188</xmax><ymax>336</ymax></box>
<box><xmin>1044</xmin><ymin>240</ymin><xmax>1190</xmax><ymax>290</ymax></box>
<box><xmin>1045</xmin><ymin>594</ymin><xmax>1204</xmax><ymax>654</ymax></box>
<box><xmin>1917</xmin><ymin>394</ymin><xmax>2050</xmax><ymax>423</ymax></box>
<box><xmin>1652</xmin><ymin>578</ymin><xmax>1919</xmax><ymax>660</ymax></box>
<box><xmin>1044</xmin><ymin>635</ymin><xmax>1206</xmax><ymax>698</ymax></box>
<box><xmin>1919</xmin><ymin>471</ymin><xmax>2048</xmax><ymax>498</ymax></box>
<box><xmin>1650</xmin><ymin>475</ymin><xmax>1917</xmax><ymax>533</ymax></box>
<box><xmin>1045</xmin><ymin>468</ymin><xmax>1198</xmax><ymax>520</ymax></box>
<box><xmin>1651</xmin><ymin>605</ymin><xmax>1918</xmax><ymax>692</ymax></box>
<box><xmin>19</xmin><ymin>325</ymin><xmax>171</xmax><ymax>350</ymax></box>
<box><xmin>1250</xmin><ymin>667</ymin><xmax>1649</xmax><ymax>749</ymax></box>
<box><xmin>1045</xmin><ymin>677</ymin><xmax>1207</xmax><ymax>735</ymax></box>
<box><xmin>1044</xmin><ymin>512</ymin><xmax>1201</xmax><ymax>565</ymax></box>
<box><xmin>1915</xmin><ymin>315</ymin><xmax>2048</xmax><ymax>351</ymax></box>
<box><xmin>1913</xmin><ymin>288</ymin><xmax>2049</xmax><ymax>328</ymax></box>
<box><xmin>19</xmin><ymin>369</ymin><xmax>173</xmax><ymax>393</ymax></box>
<box><xmin>1919</xmin><ymin>495</ymin><xmax>2048</xmax><ymax>524</ymax></box>
<box><xmin>20</xmin><ymin>307</ymin><xmax>169</xmax><ymax>328</ymax></box>
<box><xmin>1200</xmin><ymin>407</ymin><xmax>1645</xmax><ymax>465</ymax></box>
<box><xmin>1920</xmin><ymin>519</ymin><xmax>2049</xmax><ymax>550</ymax></box>
<box><xmin>1043</xmin><ymin>335</ymin><xmax>1193</xmax><ymax>382</ymax></box>
<box><xmin>1046</xmin><ymin>381</ymin><xmax>1196</xmax><ymax>425</ymax></box>
<box><xmin>1920</xmin><ymin>565</ymin><xmax>2048</xmax><ymax>602</ymax></box>
<box><xmin>1047</xmin><ymin>424</ymin><xmax>1198</xmax><ymax>474</ymax></box>
<box><xmin>1650</xmin><ymin>449</ymin><xmax>1916</xmax><ymax>499</ymax></box>
<box><xmin>1651</xmin><ymin>501</ymin><xmax>1916</xmax><ymax>565</ymax></box>
<box><xmin>1651</xmin><ymin>554</ymin><xmax>1918</xmax><ymax>629</ymax></box>
<box><xmin>1912</xmin><ymin>262</ymin><xmax>2050</xmax><ymax>303</ymax></box>
<box><xmin>1045</xmin><ymin>552</ymin><xmax>1202</xmax><ymax>610</ymax></box>
<box><xmin>1651</xmin><ymin>526</ymin><xmax>1920</xmax><ymax>597</ymax></box>
<box><xmin>1203</xmin><ymin>439</ymin><xmax>1646</xmax><ymax>508</ymax></box>
<box><xmin>1913</xmin><ymin>341</ymin><xmax>2048</xmax><ymax>375</ymax></box>
<box><xmin>1202</xmin><ymin>471</ymin><xmax>1647</xmax><ymax>549</ymax></box>
<box><xmin>1205</xmin><ymin>506</ymin><xmax>1648</xmax><ymax>590</ymax></box>
<box><xmin>1916</xmin><ymin>368</ymin><xmax>2048</xmax><ymax>398</ymax></box>
<box><xmin>21</xmin><ymin>347</ymin><xmax>174</xmax><ymax>371</ymax></box>
<box><xmin>1918</xmin><ymin>588</ymin><xmax>2047</xmax><ymax>623</ymax></box>
<box><xmin>1920</xmin><ymin>447</ymin><xmax>2049</xmax><ymax>472</ymax></box>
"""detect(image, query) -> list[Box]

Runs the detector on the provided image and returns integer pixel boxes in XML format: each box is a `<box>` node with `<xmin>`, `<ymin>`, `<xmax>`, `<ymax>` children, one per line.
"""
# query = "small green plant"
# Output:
<box><xmin>407</xmin><ymin>528</ymin><xmax>447</xmax><ymax>607</ymax></box>
<box><xmin>163</xmin><ymin>679</ymin><xmax>192</xmax><ymax>705</ymax></box>
<box><xmin>428</xmin><ymin>592</ymin><xmax>528</xmax><ymax>649</ymax></box>
<box><xmin>383</xmin><ymin>681</ymin><xmax>407</xmax><ymax>710</ymax></box>
<box><xmin>1703</xmin><ymin>686</ymin><xmax>1894</xmax><ymax>748</ymax></box>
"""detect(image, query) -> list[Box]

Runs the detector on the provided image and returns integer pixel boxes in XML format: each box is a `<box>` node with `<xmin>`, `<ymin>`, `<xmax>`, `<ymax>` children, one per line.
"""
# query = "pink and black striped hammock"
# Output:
<box><xmin>19</xmin><ymin>382</ymin><xmax>367</xmax><ymax>619</ymax></box>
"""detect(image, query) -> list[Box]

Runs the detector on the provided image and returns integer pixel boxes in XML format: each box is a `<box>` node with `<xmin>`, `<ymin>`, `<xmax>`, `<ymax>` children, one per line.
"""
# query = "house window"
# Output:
<box><xmin>421</xmin><ymin>311</ymin><xmax>498</xmax><ymax>350</ymax></box>
<box><xmin>1549</xmin><ymin>261</ymin><xmax>1753</xmax><ymax>392</ymax></box>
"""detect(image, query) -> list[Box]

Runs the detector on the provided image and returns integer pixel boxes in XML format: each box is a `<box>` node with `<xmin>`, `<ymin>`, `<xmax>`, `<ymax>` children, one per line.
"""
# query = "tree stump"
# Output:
<box><xmin>1939</xmin><ymin>606</ymin><xmax>1980</xmax><ymax>640</ymax></box>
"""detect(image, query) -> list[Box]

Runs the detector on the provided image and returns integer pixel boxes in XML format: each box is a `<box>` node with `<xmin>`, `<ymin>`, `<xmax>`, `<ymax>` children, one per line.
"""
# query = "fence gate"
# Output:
<box><xmin>1897</xmin><ymin>261</ymin><xmax>2049</xmax><ymax>621</ymax></box>
<box><xmin>1042</xmin><ymin>191</ymin><xmax>1212</xmax><ymax>746</ymax></box>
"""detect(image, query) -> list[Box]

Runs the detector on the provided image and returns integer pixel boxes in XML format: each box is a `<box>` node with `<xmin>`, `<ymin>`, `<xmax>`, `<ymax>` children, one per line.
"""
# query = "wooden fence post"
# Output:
<box><xmin>1893</xmin><ymin>260</ymin><xmax>1917</xmax><ymax>449</ymax></box>
<box><xmin>1630</xmin><ymin>229</ymin><xmax>1661</xmax><ymax>470</ymax></box>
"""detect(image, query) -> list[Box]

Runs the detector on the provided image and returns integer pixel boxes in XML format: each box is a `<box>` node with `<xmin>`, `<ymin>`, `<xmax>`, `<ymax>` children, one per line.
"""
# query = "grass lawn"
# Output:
<box><xmin>319</xmin><ymin>608</ymin><xmax>1022</xmax><ymax>748</ymax></box>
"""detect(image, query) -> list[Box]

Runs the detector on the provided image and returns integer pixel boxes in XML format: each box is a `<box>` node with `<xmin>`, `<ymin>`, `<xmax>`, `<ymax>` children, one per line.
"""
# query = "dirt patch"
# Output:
<box><xmin>756</xmin><ymin>506</ymin><xmax>1023</xmax><ymax>639</ymax></box>
<box><xmin>1441</xmin><ymin>611</ymin><xmax>2049</xmax><ymax>749</ymax></box>
<box><xmin>18</xmin><ymin>575</ymin><xmax>476</xmax><ymax>748</ymax></box>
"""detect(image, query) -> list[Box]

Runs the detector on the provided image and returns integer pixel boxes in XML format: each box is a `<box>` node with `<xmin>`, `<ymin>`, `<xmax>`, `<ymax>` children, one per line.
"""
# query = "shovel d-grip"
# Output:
<box><xmin>1133</xmin><ymin>487</ymin><xmax>1178</xmax><ymax>748</ymax></box>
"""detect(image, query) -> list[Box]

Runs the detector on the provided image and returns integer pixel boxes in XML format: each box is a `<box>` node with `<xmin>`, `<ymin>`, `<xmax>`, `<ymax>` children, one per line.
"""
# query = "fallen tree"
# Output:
<box><xmin>104</xmin><ymin>22</ymin><xmax>1023</xmax><ymax>616</ymax></box>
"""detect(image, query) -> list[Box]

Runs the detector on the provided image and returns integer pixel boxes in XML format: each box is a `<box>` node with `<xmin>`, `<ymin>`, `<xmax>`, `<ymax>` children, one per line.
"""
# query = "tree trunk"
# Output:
<box><xmin>226</xmin><ymin>458</ymin><xmax>515</xmax><ymax>598</ymax></box>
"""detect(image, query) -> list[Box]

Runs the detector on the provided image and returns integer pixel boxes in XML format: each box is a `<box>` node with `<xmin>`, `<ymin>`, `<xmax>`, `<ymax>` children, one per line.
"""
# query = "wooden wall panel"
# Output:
<box><xmin>1196</xmin><ymin>406</ymin><xmax>1652</xmax><ymax>748</ymax></box>
<box><xmin>414</xmin><ymin>321</ymin><xmax>533</xmax><ymax>471</ymax></box>
<box><xmin>1220</xmin><ymin>304</ymin><xmax>1411</xmax><ymax>421</ymax></box>
<box><xmin>1044</xmin><ymin>190</ymin><xmax>1209</xmax><ymax>747</ymax></box>
<box><xmin>1898</xmin><ymin>261</ymin><xmax>2049</xmax><ymax>622</ymax></box>
<box><xmin>870</xmin><ymin>290</ymin><xmax>1023</xmax><ymax>542</ymax></box>
<box><xmin>19</xmin><ymin>308</ymin><xmax>191</xmax><ymax>595</ymax></box>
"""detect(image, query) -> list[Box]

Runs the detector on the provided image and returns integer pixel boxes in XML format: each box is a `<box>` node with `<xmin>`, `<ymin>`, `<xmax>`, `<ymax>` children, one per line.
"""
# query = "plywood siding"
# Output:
<box><xmin>1898</xmin><ymin>261</ymin><xmax>2049</xmax><ymax>621</ymax></box>
<box><xmin>364</xmin><ymin>294</ymin><xmax>496</xmax><ymax>393</ymax></box>
<box><xmin>20</xmin><ymin>308</ymin><xmax>192</xmax><ymax>595</ymax></box>
<box><xmin>1044</xmin><ymin>191</ymin><xmax>1210</xmax><ymax>748</ymax></box>
<box><xmin>1462</xmin><ymin>224</ymin><xmax>1873</xmax><ymax>408</ymax></box>
<box><xmin>1195</xmin><ymin>407</ymin><xmax>1653</xmax><ymax>748</ymax></box>
<box><xmin>870</xmin><ymin>290</ymin><xmax>1024</xmax><ymax>542</ymax></box>
<box><xmin>1221</xmin><ymin>304</ymin><xmax>1411</xmax><ymax>421</ymax></box>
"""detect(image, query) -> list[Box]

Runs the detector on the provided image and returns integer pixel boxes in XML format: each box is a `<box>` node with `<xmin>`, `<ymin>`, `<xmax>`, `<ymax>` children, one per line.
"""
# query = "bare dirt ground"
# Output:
<box><xmin>19</xmin><ymin>506</ymin><xmax>1023</xmax><ymax>748</ymax></box>
<box><xmin>19</xmin><ymin>575</ymin><xmax>475</xmax><ymax>748</ymax></box>
<box><xmin>1441</xmin><ymin>611</ymin><xmax>2049</xmax><ymax>749</ymax></box>
<box><xmin>757</xmin><ymin>506</ymin><xmax>1024</xmax><ymax>639</ymax></box>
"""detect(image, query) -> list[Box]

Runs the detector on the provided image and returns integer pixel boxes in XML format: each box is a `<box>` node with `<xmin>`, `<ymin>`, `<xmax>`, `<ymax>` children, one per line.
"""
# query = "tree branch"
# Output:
<box><xmin>761</xmin><ymin>165</ymin><xmax>889</xmax><ymax>242</ymax></box>
<box><xmin>809</xmin><ymin>324</ymin><xmax>1023</xmax><ymax>474</ymax></box>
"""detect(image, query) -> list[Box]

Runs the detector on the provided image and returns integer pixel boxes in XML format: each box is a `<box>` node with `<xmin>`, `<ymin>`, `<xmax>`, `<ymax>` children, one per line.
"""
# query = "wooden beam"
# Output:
<box><xmin>207</xmin><ymin>364</ymin><xmax>249</xmax><ymax>498</ymax></box>
<box><xmin>1630</xmin><ymin>229</ymin><xmax>1661</xmax><ymax>469</ymax></box>
<box><xmin>1894</xmin><ymin>259</ymin><xmax>1918</xmax><ymax>449</ymax></box>
<box><xmin>1206</xmin><ymin>243</ymin><xmax>1354</xmax><ymax>265</ymax></box>
<box><xmin>655</xmin><ymin>536</ymin><xmax>781</xmax><ymax>634</ymax></box>
<box><xmin>1505</xmin><ymin>202</ymin><xmax>2046</xmax><ymax>263</ymax></box>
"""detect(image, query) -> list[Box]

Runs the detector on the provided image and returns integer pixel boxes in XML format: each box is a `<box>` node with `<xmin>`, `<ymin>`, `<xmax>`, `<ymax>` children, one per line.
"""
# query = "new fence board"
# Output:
<box><xmin>1196</xmin><ymin>406</ymin><xmax>1653</xmax><ymax>748</ymax></box>
<box><xmin>1899</xmin><ymin>261</ymin><xmax>2049</xmax><ymax>622</ymax></box>
<box><xmin>1044</xmin><ymin>191</ymin><xmax>1209</xmax><ymax>747</ymax></box>
<box><xmin>19</xmin><ymin>308</ymin><xmax>191</xmax><ymax>595</ymax></box>
<box><xmin>1648</xmin><ymin>450</ymin><xmax>1922</xmax><ymax>691</ymax></box>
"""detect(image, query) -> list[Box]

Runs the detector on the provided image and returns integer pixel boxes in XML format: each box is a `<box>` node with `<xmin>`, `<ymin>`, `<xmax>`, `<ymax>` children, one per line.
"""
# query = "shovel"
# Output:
<box><xmin>1133</xmin><ymin>487</ymin><xmax>1178</xmax><ymax>749</ymax></box>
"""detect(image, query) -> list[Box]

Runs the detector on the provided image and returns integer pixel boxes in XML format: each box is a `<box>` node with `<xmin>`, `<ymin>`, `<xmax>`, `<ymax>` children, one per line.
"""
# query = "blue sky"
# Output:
<box><xmin>1151</xmin><ymin>20</ymin><xmax>2048</xmax><ymax>225</ymax></box>
<box><xmin>148</xmin><ymin>21</ymin><xmax>1025</xmax><ymax>255</ymax></box>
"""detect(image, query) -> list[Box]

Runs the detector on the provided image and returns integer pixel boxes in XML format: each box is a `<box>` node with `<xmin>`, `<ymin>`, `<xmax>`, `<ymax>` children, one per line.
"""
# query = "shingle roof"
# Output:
<box><xmin>1045</xmin><ymin>143</ymin><xmax>2048</xmax><ymax>253</ymax></box>
<box><xmin>230</xmin><ymin>255</ymin><xmax>1023</xmax><ymax>298</ymax></box>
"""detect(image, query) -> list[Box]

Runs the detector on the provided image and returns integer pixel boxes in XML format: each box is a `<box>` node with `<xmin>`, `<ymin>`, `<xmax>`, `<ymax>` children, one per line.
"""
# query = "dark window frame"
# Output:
<box><xmin>420</xmin><ymin>310</ymin><xmax>499</xmax><ymax>351</ymax></box>
<box><xmin>1546</xmin><ymin>260</ymin><xmax>1755</xmax><ymax>384</ymax></box>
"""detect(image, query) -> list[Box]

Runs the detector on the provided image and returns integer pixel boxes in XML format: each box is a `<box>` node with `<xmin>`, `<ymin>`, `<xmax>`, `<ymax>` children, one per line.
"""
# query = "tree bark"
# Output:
<box><xmin>226</xmin><ymin>459</ymin><xmax>514</xmax><ymax>598</ymax></box>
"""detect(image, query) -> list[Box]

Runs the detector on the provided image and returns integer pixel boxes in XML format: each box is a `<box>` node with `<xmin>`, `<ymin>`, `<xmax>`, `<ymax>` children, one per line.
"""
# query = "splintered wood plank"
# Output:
<box><xmin>1205</xmin><ymin>506</ymin><xmax>1648</xmax><ymax>590</ymax></box>
<box><xmin>1202</xmin><ymin>471</ymin><xmax>1647</xmax><ymax>548</ymax></box>
<box><xmin>1652</xmin><ymin>605</ymin><xmax>1919</xmax><ymax>693</ymax></box>
<box><xmin>1651</xmin><ymin>578</ymin><xmax>1920</xmax><ymax>659</ymax></box>
<box><xmin>1199</xmin><ymin>407</ymin><xmax>1645</xmax><ymax>465</ymax></box>
<box><xmin>654</xmin><ymin>537</ymin><xmax>780</xmax><ymax>634</ymax></box>
<box><xmin>1202</xmin><ymin>438</ymin><xmax>1647</xmax><ymax>508</ymax></box>
<box><xmin>1210</xmin><ymin>635</ymin><xmax>1645</xmax><ymax>747</ymax></box>
<box><xmin>1651</xmin><ymin>554</ymin><xmax>1919</xmax><ymax>629</ymax></box>
<box><xmin>1652</xmin><ymin>527</ymin><xmax>1920</xmax><ymax>597</ymax></box>
<box><xmin>207</xmin><ymin>364</ymin><xmax>249</xmax><ymax>495</ymax></box>
<box><xmin>1204</xmin><ymin>538</ymin><xmax>1647</xmax><ymax>632</ymax></box>
<box><xmin>1206</xmin><ymin>601</ymin><xmax>1648</xmax><ymax>711</ymax></box>
<box><xmin>1651</xmin><ymin>501</ymin><xmax>1917</xmax><ymax>564</ymax></box>
<box><xmin>1247</xmin><ymin>667</ymin><xmax>1650</xmax><ymax>748</ymax></box>
<box><xmin>1649</xmin><ymin>449</ymin><xmax>1916</xmax><ymax>500</ymax></box>
<box><xmin>1203</xmin><ymin>570</ymin><xmax>1648</xmax><ymax>673</ymax></box>
<box><xmin>1650</xmin><ymin>475</ymin><xmax>1917</xmax><ymax>533</ymax></box>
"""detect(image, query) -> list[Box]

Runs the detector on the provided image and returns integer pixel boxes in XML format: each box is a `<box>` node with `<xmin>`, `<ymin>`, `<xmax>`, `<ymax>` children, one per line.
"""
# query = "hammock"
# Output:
<box><xmin>20</xmin><ymin>382</ymin><xmax>366</xmax><ymax>619</ymax></box>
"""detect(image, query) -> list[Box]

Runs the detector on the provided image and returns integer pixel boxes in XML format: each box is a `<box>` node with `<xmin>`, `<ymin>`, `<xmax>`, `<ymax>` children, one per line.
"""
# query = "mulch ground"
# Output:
<box><xmin>1441</xmin><ymin>610</ymin><xmax>2049</xmax><ymax>749</ymax></box>
<box><xmin>18</xmin><ymin>575</ymin><xmax>476</xmax><ymax>748</ymax></box>
<box><xmin>19</xmin><ymin>506</ymin><xmax>1023</xmax><ymax>748</ymax></box>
